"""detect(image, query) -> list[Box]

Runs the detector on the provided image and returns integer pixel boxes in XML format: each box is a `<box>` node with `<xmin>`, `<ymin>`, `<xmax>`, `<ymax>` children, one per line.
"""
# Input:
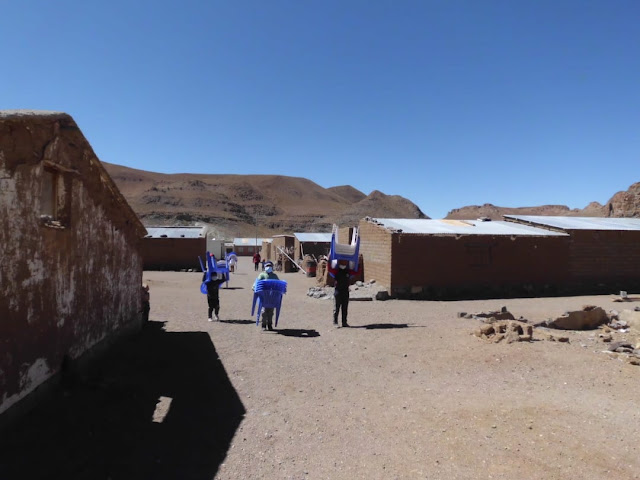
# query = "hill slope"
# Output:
<box><xmin>445</xmin><ymin>182</ymin><xmax>640</xmax><ymax>220</ymax></box>
<box><xmin>102</xmin><ymin>162</ymin><xmax>428</xmax><ymax>237</ymax></box>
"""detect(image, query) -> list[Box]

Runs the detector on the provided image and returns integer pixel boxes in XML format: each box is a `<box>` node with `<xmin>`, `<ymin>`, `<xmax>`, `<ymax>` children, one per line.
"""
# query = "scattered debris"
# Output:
<box><xmin>545</xmin><ymin>305</ymin><xmax>608</xmax><ymax>330</ymax></box>
<box><xmin>473</xmin><ymin>320</ymin><xmax>533</xmax><ymax>344</ymax></box>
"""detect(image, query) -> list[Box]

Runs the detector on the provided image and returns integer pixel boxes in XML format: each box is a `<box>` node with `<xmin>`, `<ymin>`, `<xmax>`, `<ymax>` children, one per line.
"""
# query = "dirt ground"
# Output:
<box><xmin>1</xmin><ymin>257</ymin><xmax>640</xmax><ymax>480</ymax></box>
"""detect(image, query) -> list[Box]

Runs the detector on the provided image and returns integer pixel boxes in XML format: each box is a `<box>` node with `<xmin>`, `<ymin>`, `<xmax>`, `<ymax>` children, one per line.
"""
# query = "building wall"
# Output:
<box><xmin>295</xmin><ymin>240</ymin><xmax>330</xmax><ymax>260</ymax></box>
<box><xmin>0</xmin><ymin>112</ymin><xmax>146</xmax><ymax>416</ymax></box>
<box><xmin>142</xmin><ymin>238</ymin><xmax>206</xmax><ymax>270</ymax></box>
<box><xmin>261</xmin><ymin>241</ymin><xmax>272</xmax><ymax>262</ymax></box>
<box><xmin>272</xmin><ymin>236</ymin><xmax>296</xmax><ymax>272</ymax></box>
<box><xmin>567</xmin><ymin>230</ymin><xmax>640</xmax><ymax>292</ymax></box>
<box><xmin>389</xmin><ymin>233</ymin><xmax>570</xmax><ymax>299</ymax></box>
<box><xmin>358</xmin><ymin>220</ymin><xmax>392</xmax><ymax>289</ymax></box>
<box><xmin>234</xmin><ymin>244</ymin><xmax>259</xmax><ymax>256</ymax></box>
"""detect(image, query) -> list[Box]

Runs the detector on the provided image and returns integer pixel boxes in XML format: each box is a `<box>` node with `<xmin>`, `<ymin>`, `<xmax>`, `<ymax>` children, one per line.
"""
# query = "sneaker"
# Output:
<box><xmin>214</xmin><ymin>315</ymin><xmax>220</xmax><ymax>321</ymax></box>
<box><xmin>342</xmin><ymin>322</ymin><xmax>349</xmax><ymax>328</ymax></box>
<box><xmin>208</xmin><ymin>318</ymin><xmax>213</xmax><ymax>322</ymax></box>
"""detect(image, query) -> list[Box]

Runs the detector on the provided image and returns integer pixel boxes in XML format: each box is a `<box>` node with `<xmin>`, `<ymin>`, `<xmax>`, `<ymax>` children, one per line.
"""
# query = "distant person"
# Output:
<box><xmin>328</xmin><ymin>259</ymin><xmax>358</xmax><ymax>327</ymax></box>
<box><xmin>253</xmin><ymin>251</ymin><xmax>261</xmax><ymax>271</ymax></box>
<box><xmin>141</xmin><ymin>284</ymin><xmax>150</xmax><ymax>323</ymax></box>
<box><xmin>253</xmin><ymin>260</ymin><xmax>279</xmax><ymax>331</ymax></box>
<box><xmin>203</xmin><ymin>265</ymin><xmax>226</xmax><ymax>321</ymax></box>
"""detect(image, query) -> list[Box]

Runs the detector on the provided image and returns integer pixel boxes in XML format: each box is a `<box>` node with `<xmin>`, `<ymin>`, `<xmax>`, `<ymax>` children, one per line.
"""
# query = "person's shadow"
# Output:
<box><xmin>219</xmin><ymin>319</ymin><xmax>255</xmax><ymax>325</ymax></box>
<box><xmin>275</xmin><ymin>329</ymin><xmax>320</xmax><ymax>338</ymax></box>
<box><xmin>0</xmin><ymin>321</ymin><xmax>245</xmax><ymax>480</ymax></box>
<box><xmin>351</xmin><ymin>323</ymin><xmax>410</xmax><ymax>329</ymax></box>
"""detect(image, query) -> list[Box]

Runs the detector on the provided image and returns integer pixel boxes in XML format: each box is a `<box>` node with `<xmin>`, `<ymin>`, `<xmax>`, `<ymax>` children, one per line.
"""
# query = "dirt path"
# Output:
<box><xmin>1</xmin><ymin>257</ymin><xmax>639</xmax><ymax>480</ymax></box>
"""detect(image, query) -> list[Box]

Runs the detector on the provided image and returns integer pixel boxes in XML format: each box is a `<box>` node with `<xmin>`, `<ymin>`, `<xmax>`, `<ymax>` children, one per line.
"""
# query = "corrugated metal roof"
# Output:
<box><xmin>145</xmin><ymin>226</ymin><xmax>207</xmax><ymax>238</ymax></box>
<box><xmin>505</xmin><ymin>215</ymin><xmax>640</xmax><ymax>231</ymax></box>
<box><xmin>372</xmin><ymin>218</ymin><xmax>567</xmax><ymax>236</ymax></box>
<box><xmin>294</xmin><ymin>232</ymin><xmax>332</xmax><ymax>242</ymax></box>
<box><xmin>233</xmin><ymin>238</ymin><xmax>265</xmax><ymax>246</ymax></box>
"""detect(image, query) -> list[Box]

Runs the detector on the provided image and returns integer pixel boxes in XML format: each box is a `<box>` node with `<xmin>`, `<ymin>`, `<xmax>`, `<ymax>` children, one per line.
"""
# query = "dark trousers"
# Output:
<box><xmin>261</xmin><ymin>308</ymin><xmax>274</xmax><ymax>329</ymax></box>
<box><xmin>333</xmin><ymin>291</ymin><xmax>349</xmax><ymax>325</ymax></box>
<box><xmin>254</xmin><ymin>262</ymin><xmax>259</xmax><ymax>271</ymax></box>
<box><xmin>207</xmin><ymin>293</ymin><xmax>220</xmax><ymax>318</ymax></box>
<box><xmin>142</xmin><ymin>302</ymin><xmax>150</xmax><ymax>323</ymax></box>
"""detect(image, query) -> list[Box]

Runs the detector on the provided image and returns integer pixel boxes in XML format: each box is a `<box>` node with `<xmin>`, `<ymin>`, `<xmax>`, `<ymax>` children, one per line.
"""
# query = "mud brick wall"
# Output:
<box><xmin>567</xmin><ymin>230</ymin><xmax>640</xmax><ymax>292</ymax></box>
<box><xmin>358</xmin><ymin>220</ymin><xmax>392</xmax><ymax>289</ymax></box>
<box><xmin>142</xmin><ymin>238</ymin><xmax>206</xmax><ymax>270</ymax></box>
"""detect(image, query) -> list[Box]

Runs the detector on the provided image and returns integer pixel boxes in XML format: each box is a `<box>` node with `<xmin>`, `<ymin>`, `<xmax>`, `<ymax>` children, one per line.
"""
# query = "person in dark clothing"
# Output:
<box><xmin>253</xmin><ymin>252</ymin><xmax>261</xmax><ymax>271</ymax></box>
<box><xmin>202</xmin><ymin>271</ymin><xmax>226</xmax><ymax>321</ymax></box>
<box><xmin>328</xmin><ymin>259</ymin><xmax>358</xmax><ymax>327</ymax></box>
<box><xmin>141</xmin><ymin>284</ymin><xmax>150</xmax><ymax>323</ymax></box>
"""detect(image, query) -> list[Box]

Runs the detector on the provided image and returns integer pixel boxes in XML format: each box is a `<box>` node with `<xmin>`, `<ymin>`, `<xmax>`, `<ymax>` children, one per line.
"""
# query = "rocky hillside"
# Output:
<box><xmin>445</xmin><ymin>182</ymin><xmax>640</xmax><ymax>220</ymax></box>
<box><xmin>102</xmin><ymin>162</ymin><xmax>428</xmax><ymax>237</ymax></box>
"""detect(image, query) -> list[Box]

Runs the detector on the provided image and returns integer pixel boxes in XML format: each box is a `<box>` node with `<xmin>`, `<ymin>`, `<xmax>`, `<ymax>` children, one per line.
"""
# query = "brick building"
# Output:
<box><xmin>272</xmin><ymin>234</ymin><xmax>297</xmax><ymax>272</ymax></box>
<box><xmin>359</xmin><ymin>217</ymin><xmax>569</xmax><ymax>299</ymax></box>
<box><xmin>143</xmin><ymin>226</ymin><xmax>207</xmax><ymax>270</ymax></box>
<box><xmin>505</xmin><ymin>216</ymin><xmax>640</xmax><ymax>294</ymax></box>
<box><xmin>293</xmin><ymin>232</ymin><xmax>332</xmax><ymax>260</ymax></box>
<box><xmin>0</xmin><ymin>110</ymin><xmax>147</xmax><ymax>418</ymax></box>
<box><xmin>233</xmin><ymin>238</ymin><xmax>264</xmax><ymax>256</ymax></box>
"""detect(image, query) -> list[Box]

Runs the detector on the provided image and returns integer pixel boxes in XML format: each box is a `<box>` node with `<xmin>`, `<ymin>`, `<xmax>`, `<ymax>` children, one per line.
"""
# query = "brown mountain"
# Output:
<box><xmin>445</xmin><ymin>182</ymin><xmax>640</xmax><ymax>220</ymax></box>
<box><xmin>102</xmin><ymin>162</ymin><xmax>428</xmax><ymax>237</ymax></box>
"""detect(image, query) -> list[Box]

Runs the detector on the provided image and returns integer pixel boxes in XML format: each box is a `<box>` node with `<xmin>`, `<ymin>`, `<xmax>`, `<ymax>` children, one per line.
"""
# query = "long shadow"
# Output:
<box><xmin>351</xmin><ymin>323</ymin><xmax>411</xmax><ymax>329</ymax></box>
<box><xmin>219</xmin><ymin>319</ymin><xmax>255</xmax><ymax>325</ymax></box>
<box><xmin>222</xmin><ymin>287</ymin><xmax>244</xmax><ymax>290</ymax></box>
<box><xmin>0</xmin><ymin>321</ymin><xmax>245</xmax><ymax>480</ymax></box>
<box><xmin>275</xmin><ymin>329</ymin><xmax>320</xmax><ymax>338</ymax></box>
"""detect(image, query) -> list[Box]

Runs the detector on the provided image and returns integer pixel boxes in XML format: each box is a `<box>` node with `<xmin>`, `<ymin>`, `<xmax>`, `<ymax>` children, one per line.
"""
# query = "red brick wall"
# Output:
<box><xmin>567</xmin><ymin>230</ymin><xmax>640</xmax><ymax>291</ymax></box>
<box><xmin>390</xmin><ymin>234</ymin><xmax>570</xmax><ymax>298</ymax></box>
<box><xmin>142</xmin><ymin>238</ymin><xmax>206</xmax><ymax>270</ymax></box>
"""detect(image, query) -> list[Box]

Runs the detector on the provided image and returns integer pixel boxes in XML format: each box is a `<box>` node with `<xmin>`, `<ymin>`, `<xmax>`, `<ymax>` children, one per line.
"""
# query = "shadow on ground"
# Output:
<box><xmin>352</xmin><ymin>323</ymin><xmax>410</xmax><ymax>329</ymax></box>
<box><xmin>219</xmin><ymin>319</ymin><xmax>255</xmax><ymax>325</ymax></box>
<box><xmin>275</xmin><ymin>329</ymin><xmax>320</xmax><ymax>338</ymax></box>
<box><xmin>0</xmin><ymin>321</ymin><xmax>245</xmax><ymax>480</ymax></box>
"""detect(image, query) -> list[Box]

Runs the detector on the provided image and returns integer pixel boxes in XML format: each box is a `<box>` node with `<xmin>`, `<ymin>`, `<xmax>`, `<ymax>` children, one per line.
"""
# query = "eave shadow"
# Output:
<box><xmin>0</xmin><ymin>320</ymin><xmax>245</xmax><ymax>480</ymax></box>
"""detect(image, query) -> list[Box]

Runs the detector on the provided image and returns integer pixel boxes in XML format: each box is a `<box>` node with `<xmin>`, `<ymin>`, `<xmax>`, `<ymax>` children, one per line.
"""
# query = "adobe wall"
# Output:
<box><xmin>0</xmin><ymin>111</ymin><xmax>145</xmax><ymax>416</ymax></box>
<box><xmin>272</xmin><ymin>236</ymin><xmax>296</xmax><ymax>272</ymax></box>
<box><xmin>358</xmin><ymin>220</ymin><xmax>392</xmax><ymax>289</ymax></box>
<box><xmin>389</xmin><ymin>234</ymin><xmax>570</xmax><ymax>299</ymax></box>
<box><xmin>142</xmin><ymin>238</ymin><xmax>206</xmax><ymax>270</ymax></box>
<box><xmin>567</xmin><ymin>230</ymin><xmax>640</xmax><ymax>293</ymax></box>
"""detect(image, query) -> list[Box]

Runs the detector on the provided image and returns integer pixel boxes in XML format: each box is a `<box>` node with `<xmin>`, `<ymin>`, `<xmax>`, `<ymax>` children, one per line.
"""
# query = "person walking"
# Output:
<box><xmin>253</xmin><ymin>251</ymin><xmax>261</xmax><ymax>271</ymax></box>
<box><xmin>203</xmin><ymin>269</ymin><xmax>226</xmax><ymax>321</ymax></box>
<box><xmin>253</xmin><ymin>260</ymin><xmax>279</xmax><ymax>331</ymax></box>
<box><xmin>328</xmin><ymin>259</ymin><xmax>358</xmax><ymax>327</ymax></box>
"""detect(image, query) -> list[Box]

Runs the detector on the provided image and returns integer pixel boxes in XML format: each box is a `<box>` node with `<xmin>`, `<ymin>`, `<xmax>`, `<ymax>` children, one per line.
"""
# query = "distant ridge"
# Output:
<box><xmin>445</xmin><ymin>182</ymin><xmax>640</xmax><ymax>220</ymax></box>
<box><xmin>102</xmin><ymin>162</ymin><xmax>428</xmax><ymax>237</ymax></box>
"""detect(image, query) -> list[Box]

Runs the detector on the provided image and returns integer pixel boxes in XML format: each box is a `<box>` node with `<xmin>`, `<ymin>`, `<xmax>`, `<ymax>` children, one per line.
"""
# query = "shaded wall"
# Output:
<box><xmin>0</xmin><ymin>112</ymin><xmax>146</xmax><ymax>416</ymax></box>
<box><xmin>567</xmin><ymin>230</ymin><xmax>640</xmax><ymax>293</ymax></box>
<box><xmin>142</xmin><ymin>238</ymin><xmax>206</xmax><ymax>270</ymax></box>
<box><xmin>390</xmin><ymin>233</ymin><xmax>570</xmax><ymax>299</ymax></box>
<box><xmin>295</xmin><ymin>240</ymin><xmax>330</xmax><ymax>260</ymax></box>
<box><xmin>272</xmin><ymin>236</ymin><xmax>296</xmax><ymax>272</ymax></box>
<box><xmin>358</xmin><ymin>220</ymin><xmax>392</xmax><ymax>289</ymax></box>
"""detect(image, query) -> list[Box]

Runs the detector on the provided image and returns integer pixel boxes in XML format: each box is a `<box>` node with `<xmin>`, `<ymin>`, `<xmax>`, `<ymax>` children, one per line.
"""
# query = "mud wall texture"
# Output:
<box><xmin>358</xmin><ymin>221</ymin><xmax>392</xmax><ymax>289</ymax></box>
<box><xmin>389</xmin><ymin>233</ymin><xmax>570</xmax><ymax>299</ymax></box>
<box><xmin>142</xmin><ymin>238</ymin><xmax>206</xmax><ymax>270</ymax></box>
<box><xmin>0</xmin><ymin>111</ymin><xmax>146</xmax><ymax>416</ymax></box>
<box><xmin>566</xmin><ymin>230</ymin><xmax>640</xmax><ymax>293</ymax></box>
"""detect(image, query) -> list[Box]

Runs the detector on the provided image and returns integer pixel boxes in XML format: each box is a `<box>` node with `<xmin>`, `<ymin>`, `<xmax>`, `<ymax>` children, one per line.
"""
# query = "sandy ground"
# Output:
<box><xmin>1</xmin><ymin>256</ymin><xmax>639</xmax><ymax>480</ymax></box>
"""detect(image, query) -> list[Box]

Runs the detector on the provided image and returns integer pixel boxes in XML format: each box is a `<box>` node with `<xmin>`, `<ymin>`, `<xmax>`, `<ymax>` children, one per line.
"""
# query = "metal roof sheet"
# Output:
<box><xmin>145</xmin><ymin>226</ymin><xmax>207</xmax><ymax>238</ymax></box>
<box><xmin>505</xmin><ymin>215</ymin><xmax>640</xmax><ymax>231</ymax></box>
<box><xmin>294</xmin><ymin>232</ymin><xmax>332</xmax><ymax>243</ymax></box>
<box><xmin>233</xmin><ymin>238</ymin><xmax>265</xmax><ymax>246</ymax></box>
<box><xmin>372</xmin><ymin>218</ymin><xmax>567</xmax><ymax>236</ymax></box>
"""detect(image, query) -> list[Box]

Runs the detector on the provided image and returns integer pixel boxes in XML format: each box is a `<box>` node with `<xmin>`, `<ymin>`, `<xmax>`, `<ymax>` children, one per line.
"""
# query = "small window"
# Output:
<box><xmin>41</xmin><ymin>167</ymin><xmax>71</xmax><ymax>227</ymax></box>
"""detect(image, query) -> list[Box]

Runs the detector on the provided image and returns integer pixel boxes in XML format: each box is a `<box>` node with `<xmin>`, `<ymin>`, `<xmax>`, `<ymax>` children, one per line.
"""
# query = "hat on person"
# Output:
<box><xmin>264</xmin><ymin>261</ymin><xmax>273</xmax><ymax>267</ymax></box>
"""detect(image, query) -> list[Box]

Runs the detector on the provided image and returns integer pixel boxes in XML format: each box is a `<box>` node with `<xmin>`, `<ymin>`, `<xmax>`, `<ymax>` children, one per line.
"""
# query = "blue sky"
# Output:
<box><xmin>2</xmin><ymin>0</ymin><xmax>638</xmax><ymax>219</ymax></box>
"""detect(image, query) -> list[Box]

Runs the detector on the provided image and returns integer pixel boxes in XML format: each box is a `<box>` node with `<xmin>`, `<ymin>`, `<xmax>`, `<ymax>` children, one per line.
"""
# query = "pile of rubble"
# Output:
<box><xmin>307</xmin><ymin>280</ymin><xmax>390</xmax><ymax>301</ymax></box>
<box><xmin>464</xmin><ymin>304</ymin><xmax>640</xmax><ymax>366</ymax></box>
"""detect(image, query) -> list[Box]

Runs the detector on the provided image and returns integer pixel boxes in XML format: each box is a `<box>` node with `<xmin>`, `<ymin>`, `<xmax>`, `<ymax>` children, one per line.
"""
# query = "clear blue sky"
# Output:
<box><xmin>2</xmin><ymin>0</ymin><xmax>638</xmax><ymax>219</ymax></box>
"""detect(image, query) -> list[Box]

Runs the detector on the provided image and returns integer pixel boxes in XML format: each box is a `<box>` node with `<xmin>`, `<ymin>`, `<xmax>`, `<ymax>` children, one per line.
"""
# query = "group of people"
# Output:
<box><xmin>143</xmin><ymin>254</ymin><xmax>359</xmax><ymax>330</ymax></box>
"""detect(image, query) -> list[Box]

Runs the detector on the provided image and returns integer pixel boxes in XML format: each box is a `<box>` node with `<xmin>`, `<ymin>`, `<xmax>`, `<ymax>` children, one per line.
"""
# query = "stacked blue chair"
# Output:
<box><xmin>198</xmin><ymin>251</ymin><xmax>231</xmax><ymax>293</ymax></box>
<box><xmin>252</xmin><ymin>279</ymin><xmax>288</xmax><ymax>326</ymax></box>
<box><xmin>328</xmin><ymin>224</ymin><xmax>360</xmax><ymax>276</ymax></box>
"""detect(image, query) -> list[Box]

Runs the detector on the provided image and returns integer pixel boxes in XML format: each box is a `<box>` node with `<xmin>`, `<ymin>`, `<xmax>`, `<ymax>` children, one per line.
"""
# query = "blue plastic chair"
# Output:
<box><xmin>251</xmin><ymin>279</ymin><xmax>287</xmax><ymax>326</ymax></box>
<box><xmin>199</xmin><ymin>251</ymin><xmax>231</xmax><ymax>293</ymax></box>
<box><xmin>328</xmin><ymin>224</ymin><xmax>360</xmax><ymax>276</ymax></box>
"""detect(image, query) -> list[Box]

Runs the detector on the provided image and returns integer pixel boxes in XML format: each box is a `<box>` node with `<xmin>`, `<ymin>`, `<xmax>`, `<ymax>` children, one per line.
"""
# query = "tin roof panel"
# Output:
<box><xmin>505</xmin><ymin>215</ymin><xmax>640</xmax><ymax>231</ymax></box>
<box><xmin>372</xmin><ymin>218</ymin><xmax>567</xmax><ymax>236</ymax></box>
